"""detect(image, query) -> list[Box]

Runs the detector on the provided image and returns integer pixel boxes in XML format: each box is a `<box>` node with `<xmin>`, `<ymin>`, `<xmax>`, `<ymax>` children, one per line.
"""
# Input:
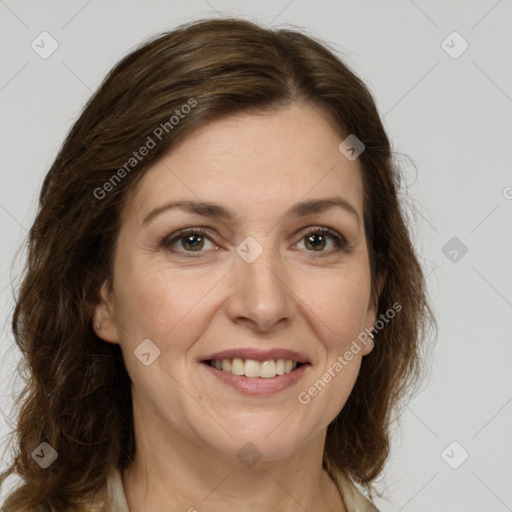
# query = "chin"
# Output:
<box><xmin>196</xmin><ymin>421</ymin><xmax>313</xmax><ymax>465</ymax></box>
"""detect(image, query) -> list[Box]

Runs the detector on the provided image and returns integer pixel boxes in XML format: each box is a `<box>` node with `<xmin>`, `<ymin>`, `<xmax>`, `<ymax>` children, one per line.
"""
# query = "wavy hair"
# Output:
<box><xmin>0</xmin><ymin>17</ymin><xmax>436</xmax><ymax>510</ymax></box>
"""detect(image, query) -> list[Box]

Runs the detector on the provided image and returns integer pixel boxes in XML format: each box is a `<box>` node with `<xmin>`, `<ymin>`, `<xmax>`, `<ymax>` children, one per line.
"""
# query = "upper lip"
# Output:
<box><xmin>201</xmin><ymin>348</ymin><xmax>310</xmax><ymax>364</ymax></box>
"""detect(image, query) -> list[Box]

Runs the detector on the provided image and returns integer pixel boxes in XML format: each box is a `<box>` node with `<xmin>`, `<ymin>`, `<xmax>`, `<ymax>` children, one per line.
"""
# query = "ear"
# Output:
<box><xmin>362</xmin><ymin>271</ymin><xmax>386</xmax><ymax>356</ymax></box>
<box><xmin>91</xmin><ymin>280</ymin><xmax>120</xmax><ymax>344</ymax></box>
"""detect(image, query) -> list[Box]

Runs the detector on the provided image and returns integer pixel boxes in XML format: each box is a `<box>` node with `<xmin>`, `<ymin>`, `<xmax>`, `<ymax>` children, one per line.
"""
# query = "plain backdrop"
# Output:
<box><xmin>1</xmin><ymin>1</ymin><xmax>511</xmax><ymax>510</ymax></box>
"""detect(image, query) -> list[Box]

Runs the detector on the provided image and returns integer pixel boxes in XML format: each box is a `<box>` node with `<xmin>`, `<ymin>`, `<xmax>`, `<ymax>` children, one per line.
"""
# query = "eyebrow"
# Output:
<box><xmin>142</xmin><ymin>196</ymin><xmax>361</xmax><ymax>229</ymax></box>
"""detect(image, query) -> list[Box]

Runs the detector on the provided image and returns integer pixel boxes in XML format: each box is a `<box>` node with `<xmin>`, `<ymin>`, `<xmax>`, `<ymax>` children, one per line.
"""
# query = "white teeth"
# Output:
<box><xmin>260</xmin><ymin>360</ymin><xmax>276</xmax><ymax>378</ymax></box>
<box><xmin>209</xmin><ymin>358</ymin><xmax>301</xmax><ymax>378</ymax></box>
<box><xmin>231</xmin><ymin>358</ymin><xmax>245</xmax><ymax>375</ymax></box>
<box><xmin>244</xmin><ymin>359</ymin><xmax>261</xmax><ymax>378</ymax></box>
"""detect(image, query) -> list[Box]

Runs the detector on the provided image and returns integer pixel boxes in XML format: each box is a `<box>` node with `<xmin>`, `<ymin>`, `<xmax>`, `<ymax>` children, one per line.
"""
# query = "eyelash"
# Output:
<box><xmin>161</xmin><ymin>226</ymin><xmax>348</xmax><ymax>258</ymax></box>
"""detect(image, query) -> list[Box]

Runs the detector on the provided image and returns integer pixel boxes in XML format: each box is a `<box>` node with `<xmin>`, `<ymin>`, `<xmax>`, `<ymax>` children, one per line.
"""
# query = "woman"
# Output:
<box><xmin>0</xmin><ymin>17</ymin><xmax>435</xmax><ymax>511</ymax></box>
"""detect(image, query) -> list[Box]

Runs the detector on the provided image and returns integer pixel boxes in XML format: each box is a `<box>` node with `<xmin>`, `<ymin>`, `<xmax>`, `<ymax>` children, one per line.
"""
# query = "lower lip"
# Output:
<box><xmin>201</xmin><ymin>362</ymin><xmax>310</xmax><ymax>396</ymax></box>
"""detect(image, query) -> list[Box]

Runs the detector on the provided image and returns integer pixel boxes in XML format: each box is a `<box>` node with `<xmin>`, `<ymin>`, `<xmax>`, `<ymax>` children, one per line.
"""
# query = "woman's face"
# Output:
<box><xmin>95</xmin><ymin>102</ymin><xmax>378</xmax><ymax>463</ymax></box>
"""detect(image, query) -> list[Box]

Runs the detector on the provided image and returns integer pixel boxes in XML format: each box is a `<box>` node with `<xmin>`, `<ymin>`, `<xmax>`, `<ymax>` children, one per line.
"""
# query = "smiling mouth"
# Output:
<box><xmin>202</xmin><ymin>358</ymin><xmax>308</xmax><ymax>379</ymax></box>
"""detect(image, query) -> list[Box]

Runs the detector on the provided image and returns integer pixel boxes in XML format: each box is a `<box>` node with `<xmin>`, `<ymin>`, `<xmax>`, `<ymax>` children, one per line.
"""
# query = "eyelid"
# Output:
<box><xmin>296</xmin><ymin>225</ymin><xmax>346</xmax><ymax>241</ymax></box>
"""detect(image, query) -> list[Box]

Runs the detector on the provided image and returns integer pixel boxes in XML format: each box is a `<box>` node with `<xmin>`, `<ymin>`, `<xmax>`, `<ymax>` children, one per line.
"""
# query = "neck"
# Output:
<box><xmin>121</xmin><ymin>414</ymin><xmax>345</xmax><ymax>511</ymax></box>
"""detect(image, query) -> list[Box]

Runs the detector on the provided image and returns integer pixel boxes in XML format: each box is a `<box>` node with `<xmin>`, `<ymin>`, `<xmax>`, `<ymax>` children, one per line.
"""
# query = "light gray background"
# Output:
<box><xmin>1</xmin><ymin>1</ymin><xmax>511</xmax><ymax>510</ymax></box>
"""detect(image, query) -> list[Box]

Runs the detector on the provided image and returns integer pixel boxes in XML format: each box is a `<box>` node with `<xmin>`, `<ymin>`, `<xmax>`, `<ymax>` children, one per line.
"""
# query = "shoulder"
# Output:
<box><xmin>81</xmin><ymin>466</ymin><xmax>130</xmax><ymax>512</ymax></box>
<box><xmin>336</xmin><ymin>472</ymin><xmax>380</xmax><ymax>512</ymax></box>
<box><xmin>326</xmin><ymin>461</ymin><xmax>380</xmax><ymax>512</ymax></box>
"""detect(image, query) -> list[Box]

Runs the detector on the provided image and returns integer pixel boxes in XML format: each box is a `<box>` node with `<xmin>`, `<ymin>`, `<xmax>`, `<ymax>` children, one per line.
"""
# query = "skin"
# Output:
<box><xmin>93</xmin><ymin>102</ymin><xmax>379</xmax><ymax>511</ymax></box>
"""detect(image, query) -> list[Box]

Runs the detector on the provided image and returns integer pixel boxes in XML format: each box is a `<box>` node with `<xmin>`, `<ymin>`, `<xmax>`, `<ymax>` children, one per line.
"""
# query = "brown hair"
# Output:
<box><xmin>0</xmin><ymin>17</ymin><xmax>436</xmax><ymax>510</ymax></box>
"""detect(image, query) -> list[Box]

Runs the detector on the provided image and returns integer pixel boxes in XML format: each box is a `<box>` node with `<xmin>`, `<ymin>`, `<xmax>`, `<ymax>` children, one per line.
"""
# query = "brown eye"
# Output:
<box><xmin>162</xmin><ymin>228</ymin><xmax>217</xmax><ymax>257</ymax></box>
<box><xmin>304</xmin><ymin>233</ymin><xmax>327</xmax><ymax>251</ymax></box>
<box><xmin>180</xmin><ymin>233</ymin><xmax>205</xmax><ymax>251</ymax></box>
<box><xmin>297</xmin><ymin>227</ymin><xmax>347</xmax><ymax>255</ymax></box>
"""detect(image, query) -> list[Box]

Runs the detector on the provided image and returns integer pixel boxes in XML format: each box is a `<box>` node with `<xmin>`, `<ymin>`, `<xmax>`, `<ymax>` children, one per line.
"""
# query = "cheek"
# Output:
<box><xmin>301</xmin><ymin>267</ymin><xmax>372</xmax><ymax>342</ymax></box>
<box><xmin>115</xmin><ymin>260</ymin><xmax>211</xmax><ymax>334</ymax></box>
<box><xmin>114</xmin><ymin>263</ymin><xmax>226</xmax><ymax>380</ymax></box>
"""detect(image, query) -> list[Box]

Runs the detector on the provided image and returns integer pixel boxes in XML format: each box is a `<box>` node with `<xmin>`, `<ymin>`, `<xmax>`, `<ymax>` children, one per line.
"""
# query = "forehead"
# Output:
<box><xmin>126</xmin><ymin>103</ymin><xmax>364</xmax><ymax>224</ymax></box>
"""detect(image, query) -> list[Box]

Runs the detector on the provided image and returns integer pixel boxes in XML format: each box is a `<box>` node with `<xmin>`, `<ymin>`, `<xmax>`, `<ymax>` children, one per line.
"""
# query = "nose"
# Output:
<box><xmin>225</xmin><ymin>240</ymin><xmax>295</xmax><ymax>333</ymax></box>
